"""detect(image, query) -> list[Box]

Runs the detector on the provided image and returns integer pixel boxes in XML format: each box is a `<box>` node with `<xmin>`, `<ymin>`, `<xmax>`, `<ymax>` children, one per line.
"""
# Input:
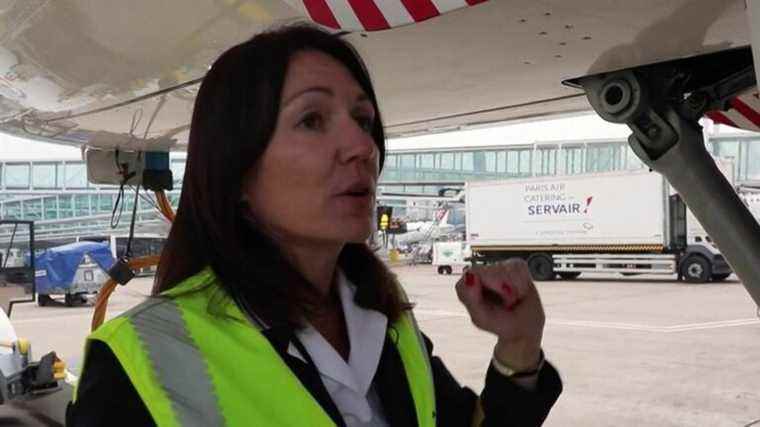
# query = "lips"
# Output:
<box><xmin>337</xmin><ymin>180</ymin><xmax>375</xmax><ymax>198</ymax></box>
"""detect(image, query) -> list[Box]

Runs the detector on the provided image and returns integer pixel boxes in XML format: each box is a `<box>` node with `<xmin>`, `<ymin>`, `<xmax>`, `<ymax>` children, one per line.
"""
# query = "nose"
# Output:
<box><xmin>337</xmin><ymin>117</ymin><xmax>378</xmax><ymax>166</ymax></box>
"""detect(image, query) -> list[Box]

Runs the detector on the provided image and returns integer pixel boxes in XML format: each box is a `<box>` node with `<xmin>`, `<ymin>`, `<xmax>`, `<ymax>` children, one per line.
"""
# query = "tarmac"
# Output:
<box><xmin>1</xmin><ymin>265</ymin><xmax>758</xmax><ymax>426</ymax></box>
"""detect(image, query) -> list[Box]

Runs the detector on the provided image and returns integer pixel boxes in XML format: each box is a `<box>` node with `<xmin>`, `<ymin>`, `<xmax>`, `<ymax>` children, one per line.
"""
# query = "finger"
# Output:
<box><xmin>456</xmin><ymin>271</ymin><xmax>483</xmax><ymax>308</ymax></box>
<box><xmin>456</xmin><ymin>271</ymin><xmax>505</xmax><ymax>327</ymax></box>
<box><xmin>499</xmin><ymin>259</ymin><xmax>537</xmax><ymax>300</ymax></box>
<box><xmin>476</xmin><ymin>267</ymin><xmax>520</xmax><ymax>310</ymax></box>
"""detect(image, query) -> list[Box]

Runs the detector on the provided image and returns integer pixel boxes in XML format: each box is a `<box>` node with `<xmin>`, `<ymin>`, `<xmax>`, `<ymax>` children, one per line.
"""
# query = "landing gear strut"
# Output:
<box><xmin>567</xmin><ymin>47</ymin><xmax>760</xmax><ymax>306</ymax></box>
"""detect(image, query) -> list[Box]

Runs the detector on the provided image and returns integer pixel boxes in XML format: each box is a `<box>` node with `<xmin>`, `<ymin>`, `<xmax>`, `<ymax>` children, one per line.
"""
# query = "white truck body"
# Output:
<box><xmin>465</xmin><ymin>169</ymin><xmax>731</xmax><ymax>282</ymax></box>
<box><xmin>467</xmin><ymin>170</ymin><xmax>670</xmax><ymax>248</ymax></box>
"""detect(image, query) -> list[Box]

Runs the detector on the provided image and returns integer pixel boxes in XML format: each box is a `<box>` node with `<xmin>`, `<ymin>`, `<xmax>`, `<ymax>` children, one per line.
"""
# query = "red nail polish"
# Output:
<box><xmin>465</xmin><ymin>272</ymin><xmax>474</xmax><ymax>287</ymax></box>
<box><xmin>502</xmin><ymin>282</ymin><xmax>513</xmax><ymax>296</ymax></box>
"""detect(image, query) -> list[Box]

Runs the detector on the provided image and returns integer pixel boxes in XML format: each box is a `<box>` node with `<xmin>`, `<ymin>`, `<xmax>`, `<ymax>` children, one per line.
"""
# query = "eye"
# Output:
<box><xmin>298</xmin><ymin>112</ymin><xmax>325</xmax><ymax>132</ymax></box>
<box><xmin>354</xmin><ymin>114</ymin><xmax>375</xmax><ymax>133</ymax></box>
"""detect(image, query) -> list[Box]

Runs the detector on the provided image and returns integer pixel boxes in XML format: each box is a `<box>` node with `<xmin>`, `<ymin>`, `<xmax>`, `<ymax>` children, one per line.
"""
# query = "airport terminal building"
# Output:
<box><xmin>1</xmin><ymin>129</ymin><xmax>759</xmax><ymax>242</ymax></box>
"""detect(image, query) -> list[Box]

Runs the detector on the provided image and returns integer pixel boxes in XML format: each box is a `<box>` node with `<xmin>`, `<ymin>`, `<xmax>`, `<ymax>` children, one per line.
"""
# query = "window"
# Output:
<box><xmin>171</xmin><ymin>160</ymin><xmax>186</xmax><ymax>185</ymax></box>
<box><xmin>485</xmin><ymin>152</ymin><xmax>497</xmax><ymax>173</ymax></box>
<box><xmin>5</xmin><ymin>163</ymin><xmax>30</xmax><ymax>189</ymax></box>
<box><xmin>401</xmin><ymin>171</ymin><xmax>416</xmax><ymax>181</ymax></box>
<box><xmin>4</xmin><ymin>201</ymin><xmax>21</xmax><ymax>219</ymax></box>
<box><xmin>453</xmin><ymin>153</ymin><xmax>462</xmax><ymax>170</ymax></box>
<box><xmin>380</xmin><ymin>170</ymin><xmax>400</xmax><ymax>182</ymax></box>
<box><xmin>33</xmin><ymin>163</ymin><xmax>57</xmax><ymax>188</ymax></box>
<box><xmin>400</xmin><ymin>154</ymin><xmax>416</xmax><ymax>169</ymax></box>
<box><xmin>420</xmin><ymin>154</ymin><xmax>434</xmax><ymax>169</ymax></box>
<box><xmin>746</xmin><ymin>140</ymin><xmax>760</xmax><ymax>180</ymax></box>
<box><xmin>586</xmin><ymin>144</ymin><xmax>619</xmax><ymax>173</ymax></box>
<box><xmin>59</xmin><ymin>196</ymin><xmax>74</xmax><ymax>218</ymax></box>
<box><xmin>569</xmin><ymin>147</ymin><xmax>584</xmax><ymax>174</ymax></box>
<box><xmin>519</xmin><ymin>150</ymin><xmax>531</xmax><ymax>176</ymax></box>
<box><xmin>64</xmin><ymin>162</ymin><xmax>88</xmax><ymax>188</ymax></box>
<box><xmin>506</xmin><ymin>151</ymin><xmax>519</xmax><ymax>175</ymax></box>
<box><xmin>385</xmin><ymin>155</ymin><xmax>398</xmax><ymax>168</ymax></box>
<box><xmin>440</xmin><ymin>153</ymin><xmax>454</xmax><ymax>170</ymax></box>
<box><xmin>497</xmin><ymin>152</ymin><xmax>506</xmax><ymax>173</ymax></box>
<box><xmin>586</xmin><ymin>148</ymin><xmax>600</xmax><ymax>172</ymax></box>
<box><xmin>535</xmin><ymin>148</ymin><xmax>557</xmax><ymax>176</ymax></box>
<box><xmin>98</xmin><ymin>194</ymin><xmax>113</xmax><ymax>213</ymax></box>
<box><xmin>462</xmin><ymin>152</ymin><xmax>474</xmax><ymax>171</ymax></box>
<box><xmin>43</xmin><ymin>197</ymin><xmax>58</xmax><ymax>220</ymax></box>
<box><xmin>24</xmin><ymin>199</ymin><xmax>42</xmax><ymax>221</ymax></box>
<box><xmin>713</xmin><ymin>140</ymin><xmax>739</xmax><ymax>160</ymax></box>
<box><xmin>473</xmin><ymin>152</ymin><xmax>486</xmax><ymax>172</ymax></box>
<box><xmin>625</xmin><ymin>146</ymin><xmax>645</xmax><ymax>170</ymax></box>
<box><xmin>75</xmin><ymin>195</ymin><xmax>90</xmax><ymax>217</ymax></box>
<box><xmin>422</xmin><ymin>185</ymin><xmax>437</xmax><ymax>194</ymax></box>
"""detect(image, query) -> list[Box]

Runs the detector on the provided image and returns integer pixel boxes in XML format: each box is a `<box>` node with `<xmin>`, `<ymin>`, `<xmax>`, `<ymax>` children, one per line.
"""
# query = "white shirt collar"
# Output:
<box><xmin>288</xmin><ymin>269</ymin><xmax>388</xmax><ymax>396</ymax></box>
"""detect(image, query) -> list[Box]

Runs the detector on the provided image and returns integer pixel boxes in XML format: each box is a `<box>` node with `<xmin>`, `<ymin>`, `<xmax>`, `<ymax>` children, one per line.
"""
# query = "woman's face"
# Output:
<box><xmin>242</xmin><ymin>50</ymin><xmax>379</xmax><ymax>247</ymax></box>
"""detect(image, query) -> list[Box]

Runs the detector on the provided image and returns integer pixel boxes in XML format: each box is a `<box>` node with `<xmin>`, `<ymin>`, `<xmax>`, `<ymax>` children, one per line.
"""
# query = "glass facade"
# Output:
<box><xmin>5</xmin><ymin>163</ymin><xmax>30</xmax><ymax>189</ymax></box>
<box><xmin>2</xmin><ymin>137</ymin><xmax>760</xmax><ymax>240</ymax></box>
<box><xmin>171</xmin><ymin>159</ymin><xmax>186</xmax><ymax>186</ymax></box>
<box><xmin>379</xmin><ymin>141</ymin><xmax>650</xmax><ymax>195</ymax></box>
<box><xmin>64</xmin><ymin>162</ymin><xmax>88</xmax><ymax>189</ymax></box>
<box><xmin>706</xmin><ymin>137</ymin><xmax>760</xmax><ymax>182</ymax></box>
<box><xmin>33</xmin><ymin>163</ymin><xmax>57</xmax><ymax>189</ymax></box>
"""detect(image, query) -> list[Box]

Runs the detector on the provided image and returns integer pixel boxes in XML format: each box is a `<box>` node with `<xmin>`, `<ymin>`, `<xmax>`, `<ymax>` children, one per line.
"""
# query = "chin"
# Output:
<box><xmin>336</xmin><ymin>221</ymin><xmax>373</xmax><ymax>243</ymax></box>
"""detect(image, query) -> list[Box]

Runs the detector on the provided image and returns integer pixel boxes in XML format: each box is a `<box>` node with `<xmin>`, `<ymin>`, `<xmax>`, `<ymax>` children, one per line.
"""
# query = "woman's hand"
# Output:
<box><xmin>455</xmin><ymin>259</ymin><xmax>545</xmax><ymax>372</ymax></box>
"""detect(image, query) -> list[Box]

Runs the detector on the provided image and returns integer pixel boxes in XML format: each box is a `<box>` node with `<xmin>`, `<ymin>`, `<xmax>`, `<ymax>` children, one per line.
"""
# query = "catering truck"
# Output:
<box><xmin>466</xmin><ymin>169</ymin><xmax>732</xmax><ymax>283</ymax></box>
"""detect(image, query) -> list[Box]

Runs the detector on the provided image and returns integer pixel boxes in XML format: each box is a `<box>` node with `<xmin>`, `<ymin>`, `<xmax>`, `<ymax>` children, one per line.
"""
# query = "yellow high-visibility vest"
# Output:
<box><xmin>78</xmin><ymin>267</ymin><xmax>436</xmax><ymax>427</ymax></box>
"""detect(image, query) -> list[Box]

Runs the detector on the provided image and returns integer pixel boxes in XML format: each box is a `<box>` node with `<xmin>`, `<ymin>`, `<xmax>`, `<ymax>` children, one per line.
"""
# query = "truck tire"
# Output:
<box><xmin>444</xmin><ymin>266</ymin><xmax>453</xmax><ymax>275</ymax></box>
<box><xmin>528</xmin><ymin>254</ymin><xmax>555</xmax><ymax>281</ymax></box>
<box><xmin>437</xmin><ymin>266</ymin><xmax>445</xmax><ymax>275</ymax></box>
<box><xmin>711</xmin><ymin>273</ymin><xmax>730</xmax><ymax>282</ymax></box>
<box><xmin>681</xmin><ymin>256</ymin><xmax>711</xmax><ymax>283</ymax></box>
<box><xmin>37</xmin><ymin>294</ymin><xmax>52</xmax><ymax>307</ymax></box>
<box><xmin>558</xmin><ymin>272</ymin><xmax>581</xmax><ymax>280</ymax></box>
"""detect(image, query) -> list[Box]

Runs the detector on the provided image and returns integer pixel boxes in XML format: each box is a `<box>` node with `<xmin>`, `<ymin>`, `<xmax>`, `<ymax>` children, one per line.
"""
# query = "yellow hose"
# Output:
<box><xmin>156</xmin><ymin>190</ymin><xmax>176</xmax><ymax>222</ymax></box>
<box><xmin>91</xmin><ymin>191</ymin><xmax>175</xmax><ymax>331</ymax></box>
<box><xmin>91</xmin><ymin>255</ymin><xmax>161</xmax><ymax>331</ymax></box>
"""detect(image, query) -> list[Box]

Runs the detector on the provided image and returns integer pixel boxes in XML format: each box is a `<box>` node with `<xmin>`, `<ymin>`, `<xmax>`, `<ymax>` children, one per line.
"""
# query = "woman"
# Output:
<box><xmin>68</xmin><ymin>25</ymin><xmax>562</xmax><ymax>426</ymax></box>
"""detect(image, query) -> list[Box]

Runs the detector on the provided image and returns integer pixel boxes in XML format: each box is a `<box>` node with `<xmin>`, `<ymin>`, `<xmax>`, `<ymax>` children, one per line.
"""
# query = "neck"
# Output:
<box><xmin>277</xmin><ymin>237</ymin><xmax>343</xmax><ymax>297</ymax></box>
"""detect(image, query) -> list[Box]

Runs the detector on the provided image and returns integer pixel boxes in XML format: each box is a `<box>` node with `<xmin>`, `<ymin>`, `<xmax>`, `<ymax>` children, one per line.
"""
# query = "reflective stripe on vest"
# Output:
<box><xmin>81</xmin><ymin>268</ymin><xmax>436</xmax><ymax>427</ymax></box>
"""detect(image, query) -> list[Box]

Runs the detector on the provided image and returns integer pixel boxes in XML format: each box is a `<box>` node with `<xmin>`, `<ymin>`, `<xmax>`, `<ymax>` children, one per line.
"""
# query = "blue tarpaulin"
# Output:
<box><xmin>34</xmin><ymin>242</ymin><xmax>114</xmax><ymax>294</ymax></box>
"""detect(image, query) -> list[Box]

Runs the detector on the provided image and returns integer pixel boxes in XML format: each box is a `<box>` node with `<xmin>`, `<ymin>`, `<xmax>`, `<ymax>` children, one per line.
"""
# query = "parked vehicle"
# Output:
<box><xmin>466</xmin><ymin>170</ymin><xmax>732</xmax><ymax>282</ymax></box>
<box><xmin>34</xmin><ymin>242</ymin><xmax>115</xmax><ymax>307</ymax></box>
<box><xmin>433</xmin><ymin>241</ymin><xmax>471</xmax><ymax>275</ymax></box>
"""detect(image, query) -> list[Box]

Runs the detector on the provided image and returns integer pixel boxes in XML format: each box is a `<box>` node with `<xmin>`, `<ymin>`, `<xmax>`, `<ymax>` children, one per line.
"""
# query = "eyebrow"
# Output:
<box><xmin>283</xmin><ymin>86</ymin><xmax>371</xmax><ymax>107</ymax></box>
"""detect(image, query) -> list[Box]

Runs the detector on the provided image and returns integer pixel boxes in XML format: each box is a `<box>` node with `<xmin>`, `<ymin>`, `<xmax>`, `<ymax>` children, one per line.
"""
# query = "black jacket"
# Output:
<box><xmin>68</xmin><ymin>324</ymin><xmax>562</xmax><ymax>426</ymax></box>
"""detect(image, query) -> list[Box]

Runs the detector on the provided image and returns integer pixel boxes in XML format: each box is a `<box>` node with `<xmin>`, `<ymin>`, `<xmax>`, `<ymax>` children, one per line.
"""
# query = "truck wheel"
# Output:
<box><xmin>37</xmin><ymin>294</ymin><xmax>52</xmax><ymax>307</ymax></box>
<box><xmin>711</xmin><ymin>273</ymin><xmax>730</xmax><ymax>282</ymax></box>
<box><xmin>437</xmin><ymin>266</ymin><xmax>445</xmax><ymax>275</ymax></box>
<box><xmin>64</xmin><ymin>293</ymin><xmax>79</xmax><ymax>307</ymax></box>
<box><xmin>558</xmin><ymin>272</ymin><xmax>581</xmax><ymax>280</ymax></box>
<box><xmin>681</xmin><ymin>256</ymin><xmax>711</xmax><ymax>283</ymax></box>
<box><xmin>528</xmin><ymin>254</ymin><xmax>555</xmax><ymax>281</ymax></box>
<box><xmin>444</xmin><ymin>266</ymin><xmax>453</xmax><ymax>275</ymax></box>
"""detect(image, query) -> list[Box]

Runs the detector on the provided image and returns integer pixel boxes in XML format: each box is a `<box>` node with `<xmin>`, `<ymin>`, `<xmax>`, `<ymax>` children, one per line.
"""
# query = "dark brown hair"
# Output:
<box><xmin>154</xmin><ymin>25</ymin><xmax>408</xmax><ymax>327</ymax></box>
